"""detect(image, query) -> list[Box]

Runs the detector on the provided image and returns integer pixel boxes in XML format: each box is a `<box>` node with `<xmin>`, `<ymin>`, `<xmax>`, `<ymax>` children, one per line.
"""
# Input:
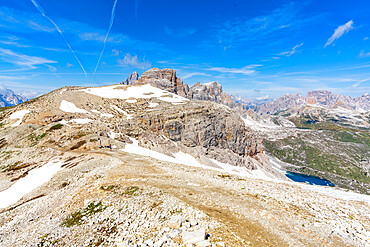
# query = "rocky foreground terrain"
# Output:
<box><xmin>0</xmin><ymin>70</ymin><xmax>369</xmax><ymax>246</ymax></box>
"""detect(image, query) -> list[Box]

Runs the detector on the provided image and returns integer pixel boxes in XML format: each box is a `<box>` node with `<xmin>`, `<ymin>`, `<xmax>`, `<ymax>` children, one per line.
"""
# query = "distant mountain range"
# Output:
<box><xmin>256</xmin><ymin>91</ymin><xmax>369</xmax><ymax>115</ymax></box>
<box><xmin>0</xmin><ymin>88</ymin><xmax>27</xmax><ymax>107</ymax></box>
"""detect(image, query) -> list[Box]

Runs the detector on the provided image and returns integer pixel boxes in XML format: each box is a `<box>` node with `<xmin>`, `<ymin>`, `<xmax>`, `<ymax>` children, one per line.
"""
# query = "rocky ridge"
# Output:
<box><xmin>257</xmin><ymin>90</ymin><xmax>370</xmax><ymax>115</ymax></box>
<box><xmin>0</xmin><ymin>88</ymin><xmax>27</xmax><ymax>107</ymax></box>
<box><xmin>124</xmin><ymin>69</ymin><xmax>247</xmax><ymax>115</ymax></box>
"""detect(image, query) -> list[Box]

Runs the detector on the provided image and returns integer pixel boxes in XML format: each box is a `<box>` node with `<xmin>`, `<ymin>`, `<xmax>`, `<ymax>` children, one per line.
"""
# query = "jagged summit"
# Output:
<box><xmin>0</xmin><ymin>87</ymin><xmax>27</xmax><ymax>107</ymax></box>
<box><xmin>121</xmin><ymin>71</ymin><xmax>139</xmax><ymax>85</ymax></box>
<box><xmin>123</xmin><ymin>68</ymin><xmax>247</xmax><ymax>114</ymax></box>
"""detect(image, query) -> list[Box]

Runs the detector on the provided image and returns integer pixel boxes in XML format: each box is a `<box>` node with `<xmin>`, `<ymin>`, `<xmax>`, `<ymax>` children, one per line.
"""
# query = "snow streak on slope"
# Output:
<box><xmin>122</xmin><ymin>137</ymin><xmax>370</xmax><ymax>203</ymax></box>
<box><xmin>82</xmin><ymin>84</ymin><xmax>189</xmax><ymax>104</ymax></box>
<box><xmin>0</xmin><ymin>157</ymin><xmax>63</xmax><ymax>209</ymax></box>
<box><xmin>59</xmin><ymin>100</ymin><xmax>88</xmax><ymax>113</ymax></box>
<box><xmin>9</xmin><ymin>109</ymin><xmax>30</xmax><ymax>127</ymax></box>
<box><xmin>111</xmin><ymin>105</ymin><xmax>133</xmax><ymax>119</ymax></box>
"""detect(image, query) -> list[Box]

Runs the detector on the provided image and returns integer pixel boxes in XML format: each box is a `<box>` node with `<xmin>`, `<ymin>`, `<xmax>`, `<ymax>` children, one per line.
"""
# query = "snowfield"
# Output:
<box><xmin>121</xmin><ymin>137</ymin><xmax>370</xmax><ymax>203</ymax></box>
<box><xmin>9</xmin><ymin>109</ymin><xmax>30</xmax><ymax>127</ymax></box>
<box><xmin>0</xmin><ymin>157</ymin><xmax>63</xmax><ymax>209</ymax></box>
<box><xmin>82</xmin><ymin>84</ymin><xmax>189</xmax><ymax>104</ymax></box>
<box><xmin>59</xmin><ymin>100</ymin><xmax>88</xmax><ymax>114</ymax></box>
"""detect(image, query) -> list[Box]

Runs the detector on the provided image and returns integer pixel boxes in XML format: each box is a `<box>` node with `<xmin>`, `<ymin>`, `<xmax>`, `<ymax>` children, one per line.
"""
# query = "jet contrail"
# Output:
<box><xmin>30</xmin><ymin>0</ymin><xmax>87</xmax><ymax>78</ymax></box>
<box><xmin>92</xmin><ymin>0</ymin><xmax>119</xmax><ymax>78</ymax></box>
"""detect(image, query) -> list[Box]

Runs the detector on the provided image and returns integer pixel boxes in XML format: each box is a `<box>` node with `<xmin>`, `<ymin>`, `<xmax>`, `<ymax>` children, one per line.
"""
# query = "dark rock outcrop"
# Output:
<box><xmin>121</xmin><ymin>71</ymin><xmax>139</xmax><ymax>85</ymax></box>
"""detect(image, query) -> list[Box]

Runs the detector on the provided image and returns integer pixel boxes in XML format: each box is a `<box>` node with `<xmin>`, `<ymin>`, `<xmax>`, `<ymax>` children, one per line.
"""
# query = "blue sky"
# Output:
<box><xmin>0</xmin><ymin>0</ymin><xmax>369</xmax><ymax>99</ymax></box>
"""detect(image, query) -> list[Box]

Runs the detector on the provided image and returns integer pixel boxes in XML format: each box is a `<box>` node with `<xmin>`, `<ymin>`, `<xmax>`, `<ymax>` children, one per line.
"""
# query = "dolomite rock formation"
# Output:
<box><xmin>137</xmin><ymin>68</ymin><xmax>189</xmax><ymax>97</ymax></box>
<box><xmin>121</xmin><ymin>71</ymin><xmax>139</xmax><ymax>85</ymax></box>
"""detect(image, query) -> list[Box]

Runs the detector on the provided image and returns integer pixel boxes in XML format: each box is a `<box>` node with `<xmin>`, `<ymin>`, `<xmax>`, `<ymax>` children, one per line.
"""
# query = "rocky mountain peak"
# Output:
<box><xmin>121</xmin><ymin>71</ymin><xmax>139</xmax><ymax>85</ymax></box>
<box><xmin>137</xmin><ymin>68</ymin><xmax>189</xmax><ymax>97</ymax></box>
<box><xmin>0</xmin><ymin>87</ymin><xmax>27</xmax><ymax>107</ymax></box>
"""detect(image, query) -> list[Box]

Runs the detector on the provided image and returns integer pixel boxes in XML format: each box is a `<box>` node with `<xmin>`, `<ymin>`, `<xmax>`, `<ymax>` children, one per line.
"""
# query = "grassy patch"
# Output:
<box><xmin>62</xmin><ymin>201</ymin><xmax>107</xmax><ymax>227</ymax></box>
<box><xmin>122</xmin><ymin>186</ymin><xmax>139</xmax><ymax>197</ymax></box>
<box><xmin>100</xmin><ymin>185</ymin><xmax>120</xmax><ymax>192</ymax></box>
<box><xmin>48</xmin><ymin>124</ymin><xmax>63</xmax><ymax>131</ymax></box>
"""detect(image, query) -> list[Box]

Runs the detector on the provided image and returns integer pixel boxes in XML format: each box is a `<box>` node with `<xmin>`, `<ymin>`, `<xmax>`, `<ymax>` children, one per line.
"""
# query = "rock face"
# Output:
<box><xmin>0</xmin><ymin>88</ymin><xmax>27</xmax><ymax>107</ymax></box>
<box><xmin>138</xmin><ymin>102</ymin><xmax>262</xmax><ymax>167</ymax></box>
<box><xmin>121</xmin><ymin>71</ymin><xmax>139</xmax><ymax>85</ymax></box>
<box><xmin>137</xmin><ymin>68</ymin><xmax>189</xmax><ymax>97</ymax></box>
<box><xmin>124</xmin><ymin>68</ymin><xmax>247</xmax><ymax>115</ymax></box>
<box><xmin>257</xmin><ymin>90</ymin><xmax>370</xmax><ymax>115</ymax></box>
<box><xmin>188</xmin><ymin>82</ymin><xmax>241</xmax><ymax>110</ymax></box>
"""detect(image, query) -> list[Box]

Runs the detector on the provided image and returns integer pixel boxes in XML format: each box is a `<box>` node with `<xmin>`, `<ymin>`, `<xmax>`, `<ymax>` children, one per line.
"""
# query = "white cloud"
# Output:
<box><xmin>208</xmin><ymin>64</ymin><xmax>262</xmax><ymax>75</ymax></box>
<box><xmin>117</xmin><ymin>53</ymin><xmax>151</xmax><ymax>69</ymax></box>
<box><xmin>359</xmin><ymin>50</ymin><xmax>370</xmax><ymax>57</ymax></box>
<box><xmin>0</xmin><ymin>48</ymin><xmax>56</xmax><ymax>69</ymax></box>
<box><xmin>278</xmin><ymin>42</ymin><xmax>303</xmax><ymax>56</ymax></box>
<box><xmin>66</xmin><ymin>63</ymin><xmax>74</xmax><ymax>68</ymax></box>
<box><xmin>20</xmin><ymin>90</ymin><xmax>40</xmax><ymax>99</ymax></box>
<box><xmin>180</xmin><ymin>72</ymin><xmax>210</xmax><ymax>80</ymax></box>
<box><xmin>350</xmin><ymin>79</ymin><xmax>368</xmax><ymax>88</ymax></box>
<box><xmin>325</xmin><ymin>20</ymin><xmax>353</xmax><ymax>47</ymax></box>
<box><xmin>112</xmin><ymin>49</ymin><xmax>120</xmax><ymax>56</ymax></box>
<box><xmin>364</xmin><ymin>37</ymin><xmax>369</xmax><ymax>40</ymax></box>
<box><xmin>164</xmin><ymin>26</ymin><xmax>197</xmax><ymax>38</ymax></box>
<box><xmin>79</xmin><ymin>32</ymin><xmax>124</xmax><ymax>43</ymax></box>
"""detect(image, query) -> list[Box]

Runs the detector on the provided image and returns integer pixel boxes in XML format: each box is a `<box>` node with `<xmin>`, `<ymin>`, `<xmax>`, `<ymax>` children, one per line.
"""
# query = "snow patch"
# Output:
<box><xmin>59</xmin><ymin>100</ymin><xmax>88</xmax><ymax>114</ymax></box>
<box><xmin>9</xmin><ymin>109</ymin><xmax>30</xmax><ymax>127</ymax></box>
<box><xmin>60</xmin><ymin>118</ymin><xmax>92</xmax><ymax>125</ymax></box>
<box><xmin>126</xmin><ymin>99</ymin><xmax>137</xmax><ymax>103</ymax></box>
<box><xmin>91</xmin><ymin>109</ymin><xmax>113</xmax><ymax>118</ymax></box>
<box><xmin>82</xmin><ymin>84</ymin><xmax>188</xmax><ymax>105</ymax></box>
<box><xmin>0</xmin><ymin>157</ymin><xmax>63</xmax><ymax>209</ymax></box>
<box><xmin>111</xmin><ymin>105</ymin><xmax>133</xmax><ymax>119</ymax></box>
<box><xmin>148</xmin><ymin>102</ymin><xmax>159</xmax><ymax>108</ymax></box>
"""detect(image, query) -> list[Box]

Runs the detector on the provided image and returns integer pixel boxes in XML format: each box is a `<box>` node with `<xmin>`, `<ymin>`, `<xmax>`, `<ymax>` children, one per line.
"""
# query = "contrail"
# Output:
<box><xmin>30</xmin><ymin>0</ymin><xmax>87</xmax><ymax>78</ymax></box>
<box><xmin>92</xmin><ymin>0</ymin><xmax>119</xmax><ymax>78</ymax></box>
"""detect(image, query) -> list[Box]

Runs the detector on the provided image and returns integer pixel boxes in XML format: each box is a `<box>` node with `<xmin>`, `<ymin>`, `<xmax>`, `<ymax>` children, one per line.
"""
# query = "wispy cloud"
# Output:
<box><xmin>112</xmin><ymin>49</ymin><xmax>120</xmax><ymax>56</ymax></box>
<box><xmin>164</xmin><ymin>26</ymin><xmax>197</xmax><ymax>38</ymax></box>
<box><xmin>93</xmin><ymin>0</ymin><xmax>119</xmax><ymax>78</ymax></box>
<box><xmin>278</xmin><ymin>43</ymin><xmax>303</xmax><ymax>56</ymax></box>
<box><xmin>117</xmin><ymin>53</ymin><xmax>151</xmax><ymax>69</ymax></box>
<box><xmin>0</xmin><ymin>6</ymin><xmax>54</xmax><ymax>33</ymax></box>
<box><xmin>30</xmin><ymin>0</ymin><xmax>87</xmax><ymax>78</ymax></box>
<box><xmin>180</xmin><ymin>72</ymin><xmax>210</xmax><ymax>80</ymax></box>
<box><xmin>212</xmin><ymin>2</ymin><xmax>314</xmax><ymax>47</ymax></box>
<box><xmin>350</xmin><ymin>78</ymin><xmax>369</xmax><ymax>88</ymax></box>
<box><xmin>359</xmin><ymin>50</ymin><xmax>370</xmax><ymax>57</ymax></box>
<box><xmin>0</xmin><ymin>34</ymin><xmax>30</xmax><ymax>48</ymax></box>
<box><xmin>325</xmin><ymin>20</ymin><xmax>353</xmax><ymax>47</ymax></box>
<box><xmin>208</xmin><ymin>64</ymin><xmax>262</xmax><ymax>75</ymax></box>
<box><xmin>0</xmin><ymin>48</ymin><xmax>56</xmax><ymax>69</ymax></box>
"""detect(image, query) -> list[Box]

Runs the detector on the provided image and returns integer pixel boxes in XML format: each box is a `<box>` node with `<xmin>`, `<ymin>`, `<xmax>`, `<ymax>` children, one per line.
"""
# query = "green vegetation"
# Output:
<box><xmin>122</xmin><ymin>186</ymin><xmax>139</xmax><ymax>197</ymax></box>
<box><xmin>62</xmin><ymin>201</ymin><xmax>107</xmax><ymax>227</ymax></box>
<box><xmin>100</xmin><ymin>185</ymin><xmax>120</xmax><ymax>192</ymax></box>
<box><xmin>264</xmin><ymin>129</ymin><xmax>370</xmax><ymax>186</ymax></box>
<box><xmin>28</xmin><ymin>132</ymin><xmax>46</xmax><ymax>146</ymax></box>
<box><xmin>48</xmin><ymin>124</ymin><xmax>63</xmax><ymax>131</ymax></box>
